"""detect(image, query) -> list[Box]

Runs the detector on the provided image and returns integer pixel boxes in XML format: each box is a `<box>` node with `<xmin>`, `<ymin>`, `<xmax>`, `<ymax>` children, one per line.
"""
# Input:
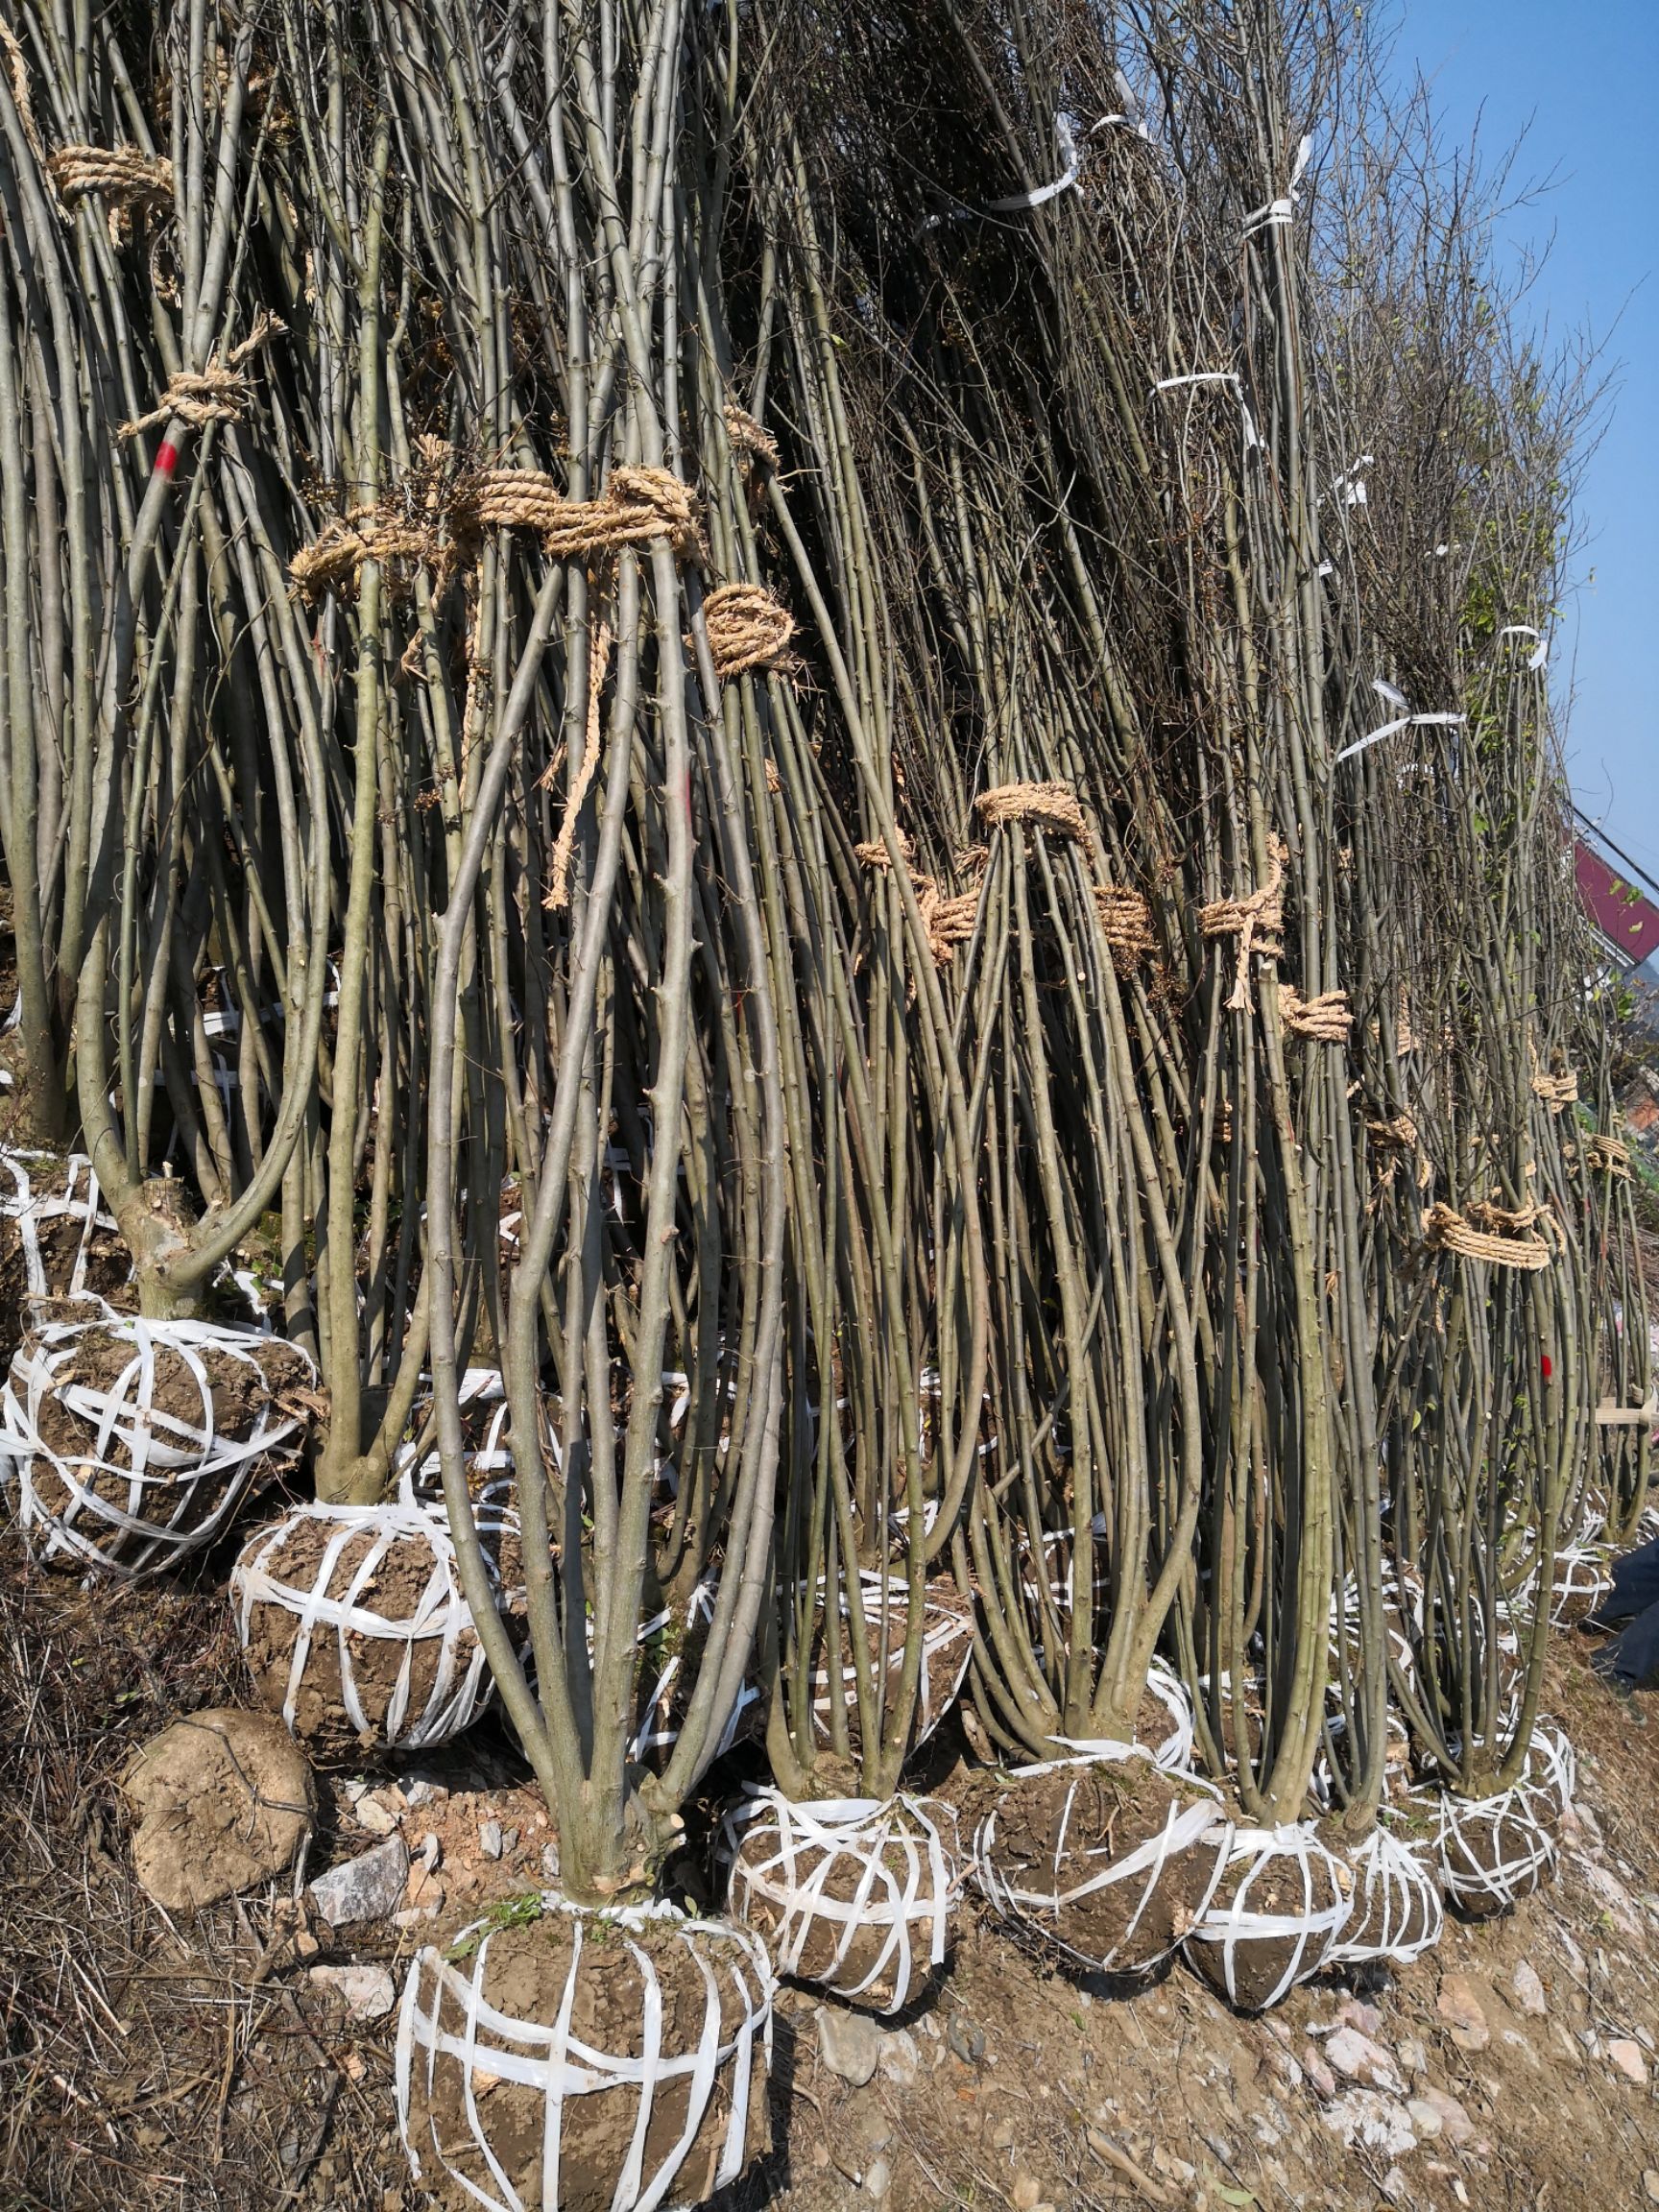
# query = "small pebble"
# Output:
<box><xmin>479</xmin><ymin>1818</ymin><xmax>504</xmax><ymax>1861</ymax></box>
<box><xmin>863</xmin><ymin>2156</ymin><xmax>892</xmax><ymax>2201</ymax></box>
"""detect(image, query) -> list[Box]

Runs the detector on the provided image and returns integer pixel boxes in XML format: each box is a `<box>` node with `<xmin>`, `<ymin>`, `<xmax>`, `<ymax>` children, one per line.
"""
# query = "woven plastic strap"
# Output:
<box><xmin>396</xmin><ymin>1897</ymin><xmax>772</xmax><ymax>2212</ymax></box>
<box><xmin>1185</xmin><ymin>1823</ymin><xmax>1353</xmax><ymax>2009</ymax></box>
<box><xmin>1331</xmin><ymin>1826</ymin><xmax>1443</xmax><ymax>1965</ymax></box>
<box><xmin>1431</xmin><ymin>1785</ymin><xmax>1556</xmax><ymax>1911</ymax></box>
<box><xmin>974</xmin><ymin>1745</ymin><xmax>1229</xmax><ymax>1974</ymax></box>
<box><xmin>230</xmin><ymin>1472</ymin><xmax>517</xmax><ymax>1746</ymax></box>
<box><xmin>0</xmin><ymin>1146</ymin><xmax>123</xmax><ymax>1304</ymax></box>
<box><xmin>0</xmin><ymin>1317</ymin><xmax>311</xmax><ymax>1576</ymax></box>
<box><xmin>722</xmin><ymin>1789</ymin><xmax>959</xmax><ymax>2013</ymax></box>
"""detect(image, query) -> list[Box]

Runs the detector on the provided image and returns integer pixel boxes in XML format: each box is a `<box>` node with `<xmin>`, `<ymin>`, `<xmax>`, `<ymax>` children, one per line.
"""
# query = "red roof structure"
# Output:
<box><xmin>1575</xmin><ymin>836</ymin><xmax>1659</xmax><ymax>967</ymax></box>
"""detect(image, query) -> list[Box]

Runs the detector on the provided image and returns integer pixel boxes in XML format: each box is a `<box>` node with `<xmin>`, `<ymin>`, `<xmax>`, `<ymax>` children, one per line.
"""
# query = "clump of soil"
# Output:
<box><xmin>977</xmin><ymin>1755</ymin><xmax>1225</xmax><ymax>1977</ymax></box>
<box><xmin>726</xmin><ymin>1793</ymin><xmax>960</xmax><ymax>2011</ymax></box>
<box><xmin>123</xmin><ymin>1706</ymin><xmax>315</xmax><ymax>1911</ymax></box>
<box><xmin>1185</xmin><ymin>1826</ymin><xmax>1352</xmax><ymax>2010</ymax></box>
<box><xmin>235</xmin><ymin>1502</ymin><xmax>515</xmax><ymax>1750</ymax></box>
<box><xmin>13</xmin><ymin>1323</ymin><xmax>313</xmax><ymax>1575</ymax></box>
<box><xmin>402</xmin><ymin>1901</ymin><xmax>771</xmax><ymax>2212</ymax></box>
<box><xmin>1436</xmin><ymin>1788</ymin><xmax>1557</xmax><ymax>1917</ymax></box>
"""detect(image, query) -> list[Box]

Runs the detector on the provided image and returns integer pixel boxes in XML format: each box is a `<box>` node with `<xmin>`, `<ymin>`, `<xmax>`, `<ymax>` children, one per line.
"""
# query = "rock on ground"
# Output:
<box><xmin>122</xmin><ymin>1707</ymin><xmax>314</xmax><ymax>1912</ymax></box>
<box><xmin>309</xmin><ymin>1835</ymin><xmax>410</xmax><ymax>1926</ymax></box>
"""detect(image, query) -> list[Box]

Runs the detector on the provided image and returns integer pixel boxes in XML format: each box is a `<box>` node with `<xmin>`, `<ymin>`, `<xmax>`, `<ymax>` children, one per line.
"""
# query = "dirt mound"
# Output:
<box><xmin>123</xmin><ymin>1706</ymin><xmax>316</xmax><ymax>1911</ymax></box>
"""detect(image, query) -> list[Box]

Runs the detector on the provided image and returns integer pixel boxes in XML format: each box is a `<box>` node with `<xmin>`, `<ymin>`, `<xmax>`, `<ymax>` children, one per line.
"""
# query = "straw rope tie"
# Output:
<box><xmin>1199</xmin><ymin>838</ymin><xmax>1286</xmax><ymax>1011</ymax></box>
<box><xmin>854</xmin><ymin>831</ymin><xmax>915</xmax><ymax>872</ymax></box>
<box><xmin>723</xmin><ymin>401</ymin><xmax>781</xmax><ymax>471</ymax></box>
<box><xmin>1422</xmin><ymin>1200</ymin><xmax>1552</xmax><ymax>1271</ymax></box>
<box><xmin>702</xmin><ymin>583</ymin><xmax>796</xmax><ymax>680</ymax></box>
<box><xmin>120</xmin><ymin>312</ymin><xmax>284</xmax><ymax>441</ymax></box>
<box><xmin>1094</xmin><ymin>884</ymin><xmax>1155</xmax><ymax>974</ymax></box>
<box><xmin>1530</xmin><ymin>1066</ymin><xmax>1578</xmax><ymax>1112</ymax></box>
<box><xmin>1280</xmin><ymin>986</ymin><xmax>1352</xmax><ymax>1043</ymax></box>
<box><xmin>545</xmin><ymin>623</ymin><xmax>612</xmax><ymax>914</ymax></box>
<box><xmin>47</xmin><ymin>144</ymin><xmax>172</xmax><ymax>204</ymax></box>
<box><xmin>974</xmin><ymin>781</ymin><xmax>1088</xmax><ymax>839</ymax></box>
<box><xmin>458</xmin><ymin>463</ymin><xmax>702</xmax><ymax>561</ymax></box>
<box><xmin>1585</xmin><ymin>1132</ymin><xmax>1631</xmax><ymax>1178</ymax></box>
<box><xmin>1366</xmin><ymin>1111</ymin><xmax>1419</xmax><ymax>1149</ymax></box>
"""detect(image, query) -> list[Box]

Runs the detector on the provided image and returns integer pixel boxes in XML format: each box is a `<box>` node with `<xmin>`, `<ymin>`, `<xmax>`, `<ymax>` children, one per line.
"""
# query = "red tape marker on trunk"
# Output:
<box><xmin>155</xmin><ymin>441</ymin><xmax>180</xmax><ymax>478</ymax></box>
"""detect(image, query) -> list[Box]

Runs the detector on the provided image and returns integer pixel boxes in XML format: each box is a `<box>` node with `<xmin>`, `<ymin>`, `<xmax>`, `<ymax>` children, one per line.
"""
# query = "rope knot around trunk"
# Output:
<box><xmin>723</xmin><ymin>401</ymin><xmax>781</xmax><ymax>472</ymax></box>
<box><xmin>1199</xmin><ymin>837</ymin><xmax>1286</xmax><ymax>1011</ymax></box>
<box><xmin>456</xmin><ymin>463</ymin><xmax>703</xmax><ymax>562</ymax></box>
<box><xmin>974</xmin><ymin>781</ymin><xmax>1088</xmax><ymax>839</ymax></box>
<box><xmin>1584</xmin><ymin>1133</ymin><xmax>1631</xmax><ymax>1178</ymax></box>
<box><xmin>1422</xmin><ymin>1200</ymin><xmax>1553</xmax><ymax>1271</ymax></box>
<box><xmin>119</xmin><ymin>312</ymin><xmax>284</xmax><ymax>441</ymax></box>
<box><xmin>1529</xmin><ymin>1065</ymin><xmax>1578</xmax><ymax>1113</ymax></box>
<box><xmin>1280</xmin><ymin>986</ymin><xmax>1353</xmax><ymax>1043</ymax></box>
<box><xmin>47</xmin><ymin>144</ymin><xmax>172</xmax><ymax>206</ymax></box>
<box><xmin>1094</xmin><ymin>884</ymin><xmax>1156</xmax><ymax>974</ymax></box>
<box><xmin>701</xmin><ymin>583</ymin><xmax>796</xmax><ymax>680</ymax></box>
<box><xmin>854</xmin><ymin>831</ymin><xmax>916</xmax><ymax>872</ymax></box>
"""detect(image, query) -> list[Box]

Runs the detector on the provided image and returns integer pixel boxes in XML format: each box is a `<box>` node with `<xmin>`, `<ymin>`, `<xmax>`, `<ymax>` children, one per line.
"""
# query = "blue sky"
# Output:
<box><xmin>1389</xmin><ymin>0</ymin><xmax>1658</xmax><ymax>888</ymax></box>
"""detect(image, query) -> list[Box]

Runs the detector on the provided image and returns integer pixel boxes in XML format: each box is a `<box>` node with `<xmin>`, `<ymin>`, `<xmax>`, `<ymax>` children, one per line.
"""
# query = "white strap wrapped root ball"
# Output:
<box><xmin>1184</xmin><ymin>1822</ymin><xmax>1353</xmax><ymax>2011</ymax></box>
<box><xmin>806</xmin><ymin>1573</ymin><xmax>975</xmax><ymax>1759</ymax></box>
<box><xmin>0</xmin><ymin>1316</ymin><xmax>313</xmax><ymax>1576</ymax></box>
<box><xmin>1432</xmin><ymin>1783</ymin><xmax>1556</xmax><ymax>1916</ymax></box>
<box><xmin>231</xmin><ymin>1475</ymin><xmax>520</xmax><ymax>1748</ymax></box>
<box><xmin>974</xmin><ymin>1745</ymin><xmax>1231</xmax><ymax>1979</ymax></box>
<box><xmin>397</xmin><ymin>1896</ymin><xmax>773</xmax><ymax>2212</ymax></box>
<box><xmin>720</xmin><ymin>1788</ymin><xmax>960</xmax><ymax>2014</ymax></box>
<box><xmin>629</xmin><ymin>1570</ymin><xmax>761</xmax><ymax>1772</ymax></box>
<box><xmin>0</xmin><ymin>1147</ymin><xmax>131</xmax><ymax>1334</ymax></box>
<box><xmin>1331</xmin><ymin>1825</ymin><xmax>1443</xmax><ymax>1965</ymax></box>
<box><xmin>1519</xmin><ymin>1719</ymin><xmax>1575</xmax><ymax>1827</ymax></box>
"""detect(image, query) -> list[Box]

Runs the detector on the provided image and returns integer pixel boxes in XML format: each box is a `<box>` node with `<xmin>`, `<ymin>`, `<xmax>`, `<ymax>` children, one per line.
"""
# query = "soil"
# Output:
<box><xmin>1186</xmin><ymin>1834</ymin><xmax>1350</xmax><ymax>2012</ymax></box>
<box><xmin>238</xmin><ymin>1509</ymin><xmax>508</xmax><ymax>1749</ymax></box>
<box><xmin>977</xmin><ymin>1757</ymin><xmax>1225</xmax><ymax>1977</ymax></box>
<box><xmin>21</xmin><ymin>1325</ymin><xmax>312</xmax><ymax>1572</ymax></box>
<box><xmin>10</xmin><ymin>1561</ymin><xmax>1659</xmax><ymax>2211</ymax></box>
<box><xmin>1436</xmin><ymin>1791</ymin><xmax>1555</xmax><ymax>1917</ymax></box>
<box><xmin>728</xmin><ymin>1798</ymin><xmax>961</xmax><ymax>2011</ymax></box>
<box><xmin>123</xmin><ymin>1705</ymin><xmax>316</xmax><ymax>1911</ymax></box>
<box><xmin>405</xmin><ymin>1906</ymin><xmax>772</xmax><ymax>2212</ymax></box>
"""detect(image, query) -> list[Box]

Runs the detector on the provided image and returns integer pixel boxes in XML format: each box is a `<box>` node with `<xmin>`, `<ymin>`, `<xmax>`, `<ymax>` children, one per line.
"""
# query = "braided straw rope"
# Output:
<box><xmin>1530</xmin><ymin>1066</ymin><xmax>1578</xmax><ymax>1112</ymax></box>
<box><xmin>702</xmin><ymin>582</ymin><xmax>796</xmax><ymax>680</ymax></box>
<box><xmin>47</xmin><ymin>144</ymin><xmax>172</xmax><ymax>204</ymax></box>
<box><xmin>119</xmin><ymin>311</ymin><xmax>284</xmax><ymax>440</ymax></box>
<box><xmin>457</xmin><ymin>462</ymin><xmax>701</xmax><ymax>560</ymax></box>
<box><xmin>1422</xmin><ymin>1200</ymin><xmax>1552</xmax><ymax>1271</ymax></box>
<box><xmin>545</xmin><ymin>623</ymin><xmax>612</xmax><ymax>913</ymax></box>
<box><xmin>854</xmin><ymin>831</ymin><xmax>915</xmax><ymax>870</ymax></box>
<box><xmin>723</xmin><ymin>401</ymin><xmax>781</xmax><ymax>471</ymax></box>
<box><xmin>0</xmin><ymin>22</ymin><xmax>44</xmax><ymax>167</ymax></box>
<box><xmin>1367</xmin><ymin>1111</ymin><xmax>1419</xmax><ymax>1149</ymax></box>
<box><xmin>1094</xmin><ymin>884</ymin><xmax>1155</xmax><ymax>974</ymax></box>
<box><xmin>1585</xmin><ymin>1132</ymin><xmax>1631</xmax><ymax>1178</ymax></box>
<box><xmin>1280</xmin><ymin>986</ymin><xmax>1353</xmax><ymax>1042</ymax></box>
<box><xmin>289</xmin><ymin>510</ymin><xmax>445</xmax><ymax>604</ymax></box>
<box><xmin>917</xmin><ymin>880</ymin><xmax>982</xmax><ymax>966</ymax></box>
<box><xmin>1199</xmin><ymin>837</ymin><xmax>1286</xmax><ymax>1012</ymax></box>
<box><xmin>974</xmin><ymin>781</ymin><xmax>1088</xmax><ymax>838</ymax></box>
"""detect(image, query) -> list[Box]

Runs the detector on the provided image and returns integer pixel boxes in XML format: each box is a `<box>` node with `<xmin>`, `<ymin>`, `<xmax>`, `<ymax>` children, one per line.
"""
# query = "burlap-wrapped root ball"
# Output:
<box><xmin>721</xmin><ymin>1788</ymin><xmax>961</xmax><ymax>2013</ymax></box>
<box><xmin>1431</xmin><ymin>1784</ymin><xmax>1556</xmax><ymax>1917</ymax></box>
<box><xmin>1184</xmin><ymin>1823</ymin><xmax>1353</xmax><ymax>2011</ymax></box>
<box><xmin>1330</xmin><ymin>1826</ymin><xmax>1443</xmax><ymax>1966</ymax></box>
<box><xmin>0</xmin><ymin>1316</ymin><xmax>314</xmax><ymax>1576</ymax></box>
<box><xmin>974</xmin><ymin>1747</ymin><xmax>1231</xmax><ymax>1979</ymax></box>
<box><xmin>397</xmin><ymin>1896</ymin><xmax>773</xmax><ymax>2212</ymax></box>
<box><xmin>231</xmin><ymin>1478</ymin><xmax>520</xmax><ymax>1749</ymax></box>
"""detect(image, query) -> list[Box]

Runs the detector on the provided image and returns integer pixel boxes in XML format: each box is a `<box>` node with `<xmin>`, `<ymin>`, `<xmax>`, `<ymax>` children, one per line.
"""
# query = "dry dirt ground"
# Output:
<box><xmin>6</xmin><ymin>1542</ymin><xmax>1659</xmax><ymax>2212</ymax></box>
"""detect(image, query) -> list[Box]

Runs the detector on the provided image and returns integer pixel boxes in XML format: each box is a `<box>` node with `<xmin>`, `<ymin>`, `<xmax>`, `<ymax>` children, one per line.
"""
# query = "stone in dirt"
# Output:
<box><xmin>1435</xmin><ymin>1975</ymin><xmax>1491</xmax><ymax>2052</ymax></box>
<box><xmin>479</xmin><ymin>1817</ymin><xmax>504</xmax><ymax>1861</ymax></box>
<box><xmin>1325</xmin><ymin>2026</ymin><xmax>1405</xmax><ymax>2096</ymax></box>
<box><xmin>1011</xmin><ymin>2176</ymin><xmax>1042</xmax><ymax>2210</ymax></box>
<box><xmin>1320</xmin><ymin>2092</ymin><xmax>1416</xmax><ymax>2158</ymax></box>
<box><xmin>816</xmin><ymin>2005</ymin><xmax>881</xmax><ymax>2086</ymax></box>
<box><xmin>122</xmin><ymin>1708</ymin><xmax>315</xmax><ymax>1912</ymax></box>
<box><xmin>1413</xmin><ymin>2086</ymin><xmax>1474</xmax><ymax>2148</ymax></box>
<box><xmin>1607</xmin><ymin>2038</ymin><xmax>1648</xmax><ymax>2086</ymax></box>
<box><xmin>309</xmin><ymin>1834</ymin><xmax>410</xmax><ymax>1926</ymax></box>
<box><xmin>353</xmin><ymin>1790</ymin><xmax>402</xmax><ymax>1838</ymax></box>
<box><xmin>307</xmin><ymin>1962</ymin><xmax>397</xmax><ymax>2021</ymax></box>
<box><xmin>1642</xmin><ymin>2169</ymin><xmax>1659</xmax><ymax>2203</ymax></box>
<box><xmin>1510</xmin><ymin>1960</ymin><xmax>1547</xmax><ymax>2017</ymax></box>
<box><xmin>878</xmin><ymin>2028</ymin><xmax>920</xmax><ymax>2088</ymax></box>
<box><xmin>863</xmin><ymin>2156</ymin><xmax>892</xmax><ymax>2201</ymax></box>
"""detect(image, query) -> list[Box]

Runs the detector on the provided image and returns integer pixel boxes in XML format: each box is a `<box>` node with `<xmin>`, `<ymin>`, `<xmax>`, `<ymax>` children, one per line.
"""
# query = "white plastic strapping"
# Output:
<box><xmin>721</xmin><ymin>1789</ymin><xmax>960</xmax><ymax>2014</ymax></box>
<box><xmin>806</xmin><ymin>1571</ymin><xmax>974</xmax><ymax>1756</ymax></box>
<box><xmin>0</xmin><ymin>1316</ymin><xmax>313</xmax><ymax>1577</ymax></box>
<box><xmin>629</xmin><ymin>1569</ymin><xmax>760</xmax><ymax>1770</ymax></box>
<box><xmin>396</xmin><ymin>1896</ymin><xmax>773</xmax><ymax>2212</ymax></box>
<box><xmin>1331</xmin><ymin>1826</ymin><xmax>1444</xmax><ymax>1966</ymax></box>
<box><xmin>1431</xmin><ymin>1785</ymin><xmax>1556</xmax><ymax>1913</ymax></box>
<box><xmin>230</xmin><ymin>1474</ymin><xmax>517</xmax><ymax>1747</ymax></box>
<box><xmin>974</xmin><ymin>1744</ymin><xmax>1230</xmax><ymax>1976</ymax></box>
<box><xmin>1183</xmin><ymin>1822</ymin><xmax>1353</xmax><ymax>2010</ymax></box>
<box><xmin>0</xmin><ymin>1147</ymin><xmax>125</xmax><ymax>1306</ymax></box>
